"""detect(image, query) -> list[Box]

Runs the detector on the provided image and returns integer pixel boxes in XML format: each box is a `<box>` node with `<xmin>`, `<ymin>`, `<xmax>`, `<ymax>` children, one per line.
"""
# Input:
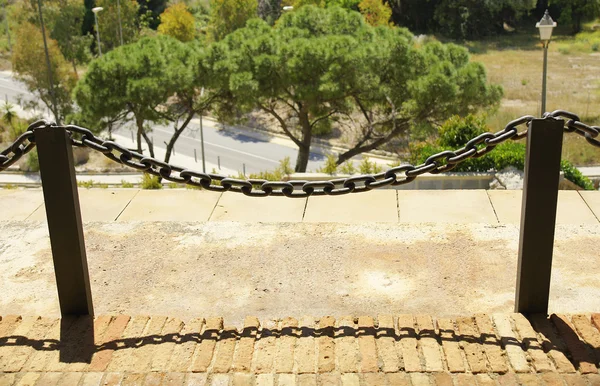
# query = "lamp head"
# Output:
<box><xmin>92</xmin><ymin>7</ymin><xmax>104</xmax><ymax>14</ymax></box>
<box><xmin>536</xmin><ymin>10</ymin><xmax>557</xmax><ymax>41</ymax></box>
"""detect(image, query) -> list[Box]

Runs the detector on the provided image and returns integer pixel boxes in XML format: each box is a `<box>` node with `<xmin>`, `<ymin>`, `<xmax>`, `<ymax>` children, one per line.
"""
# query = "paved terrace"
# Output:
<box><xmin>2</xmin><ymin>189</ymin><xmax>600</xmax><ymax>385</ymax></box>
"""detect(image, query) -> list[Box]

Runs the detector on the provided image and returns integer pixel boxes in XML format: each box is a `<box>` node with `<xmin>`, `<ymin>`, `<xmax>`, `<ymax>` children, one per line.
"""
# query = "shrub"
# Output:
<box><xmin>121</xmin><ymin>180</ymin><xmax>134</xmax><ymax>188</ymax></box>
<box><xmin>24</xmin><ymin>150</ymin><xmax>40</xmax><ymax>172</ymax></box>
<box><xmin>318</xmin><ymin>155</ymin><xmax>338</xmax><ymax>175</ymax></box>
<box><xmin>78</xmin><ymin>180</ymin><xmax>95</xmax><ymax>188</ymax></box>
<box><xmin>560</xmin><ymin>160</ymin><xmax>595</xmax><ymax>190</ymax></box>
<box><xmin>339</xmin><ymin>160</ymin><xmax>356</xmax><ymax>174</ymax></box>
<box><xmin>141</xmin><ymin>173</ymin><xmax>163</xmax><ymax>189</ymax></box>
<box><xmin>438</xmin><ymin>114</ymin><xmax>487</xmax><ymax>148</ymax></box>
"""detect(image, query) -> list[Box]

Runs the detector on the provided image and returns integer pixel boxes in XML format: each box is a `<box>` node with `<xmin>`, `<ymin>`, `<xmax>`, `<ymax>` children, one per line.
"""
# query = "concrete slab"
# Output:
<box><xmin>0</xmin><ymin>189</ymin><xmax>43</xmax><ymax>220</ymax></box>
<box><xmin>489</xmin><ymin>190</ymin><xmax>599</xmax><ymax>225</ymax></box>
<box><xmin>117</xmin><ymin>189</ymin><xmax>221</xmax><ymax>221</ymax></box>
<box><xmin>397</xmin><ymin>190</ymin><xmax>497</xmax><ymax>223</ymax></box>
<box><xmin>28</xmin><ymin>189</ymin><xmax>139</xmax><ymax>222</ymax></box>
<box><xmin>303</xmin><ymin>190</ymin><xmax>398</xmax><ymax>223</ymax></box>
<box><xmin>1</xmin><ymin>221</ymin><xmax>599</xmax><ymax>322</ymax></box>
<box><xmin>579</xmin><ymin>191</ymin><xmax>600</xmax><ymax>222</ymax></box>
<box><xmin>210</xmin><ymin>193</ymin><xmax>305</xmax><ymax>222</ymax></box>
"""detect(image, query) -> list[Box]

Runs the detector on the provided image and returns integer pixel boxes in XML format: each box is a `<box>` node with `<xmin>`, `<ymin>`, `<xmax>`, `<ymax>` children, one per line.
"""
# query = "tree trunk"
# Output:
<box><xmin>141</xmin><ymin>130</ymin><xmax>155</xmax><ymax>158</ymax></box>
<box><xmin>164</xmin><ymin>113</ymin><xmax>194</xmax><ymax>164</ymax></box>
<box><xmin>294</xmin><ymin>109</ymin><xmax>312</xmax><ymax>172</ymax></box>
<box><xmin>135</xmin><ymin>117</ymin><xmax>143</xmax><ymax>154</ymax></box>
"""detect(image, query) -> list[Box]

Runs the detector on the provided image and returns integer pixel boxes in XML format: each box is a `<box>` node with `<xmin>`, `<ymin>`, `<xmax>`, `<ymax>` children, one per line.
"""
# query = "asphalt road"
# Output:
<box><xmin>0</xmin><ymin>71</ymin><xmax>350</xmax><ymax>175</ymax></box>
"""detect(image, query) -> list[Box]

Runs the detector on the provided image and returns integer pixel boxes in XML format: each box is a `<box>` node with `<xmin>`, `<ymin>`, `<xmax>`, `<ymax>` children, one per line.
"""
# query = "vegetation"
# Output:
<box><xmin>208</xmin><ymin>0</ymin><xmax>257</xmax><ymax>40</ymax></box>
<box><xmin>141</xmin><ymin>173</ymin><xmax>163</xmax><ymax>189</ymax></box>
<box><xmin>158</xmin><ymin>3</ymin><xmax>196</xmax><ymax>42</ymax></box>
<box><xmin>210</xmin><ymin>6</ymin><xmax>501</xmax><ymax>172</ymax></box>
<box><xmin>358</xmin><ymin>0</ymin><xmax>391</xmax><ymax>26</ymax></box>
<box><xmin>12</xmin><ymin>23</ymin><xmax>76</xmax><ymax>124</ymax></box>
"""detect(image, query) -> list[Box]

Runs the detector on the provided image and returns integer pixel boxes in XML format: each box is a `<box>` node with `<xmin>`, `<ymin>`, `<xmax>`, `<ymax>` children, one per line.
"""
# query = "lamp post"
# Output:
<box><xmin>92</xmin><ymin>7</ymin><xmax>104</xmax><ymax>56</ymax></box>
<box><xmin>199</xmin><ymin>87</ymin><xmax>206</xmax><ymax>173</ymax></box>
<box><xmin>282</xmin><ymin>6</ymin><xmax>293</xmax><ymax>11</ymax></box>
<box><xmin>36</xmin><ymin>0</ymin><xmax>59</xmax><ymax>123</ymax></box>
<box><xmin>536</xmin><ymin>10</ymin><xmax>557</xmax><ymax>116</ymax></box>
<box><xmin>117</xmin><ymin>0</ymin><xmax>123</xmax><ymax>46</ymax></box>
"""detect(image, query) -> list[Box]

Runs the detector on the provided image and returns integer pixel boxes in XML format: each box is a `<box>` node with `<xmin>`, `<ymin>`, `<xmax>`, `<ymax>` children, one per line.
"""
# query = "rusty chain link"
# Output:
<box><xmin>1</xmin><ymin>112</ymin><xmax>598</xmax><ymax>196</ymax></box>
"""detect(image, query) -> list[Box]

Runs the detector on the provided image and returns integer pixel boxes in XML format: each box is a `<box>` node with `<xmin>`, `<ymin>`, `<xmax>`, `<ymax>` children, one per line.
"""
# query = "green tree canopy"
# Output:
<box><xmin>158</xmin><ymin>2</ymin><xmax>196</xmax><ymax>41</ymax></box>
<box><xmin>208</xmin><ymin>6</ymin><xmax>502</xmax><ymax>172</ymax></box>
<box><xmin>358</xmin><ymin>0</ymin><xmax>392</xmax><ymax>26</ymax></box>
<box><xmin>12</xmin><ymin>22</ymin><xmax>77</xmax><ymax>123</ymax></box>
<box><xmin>549</xmin><ymin>0</ymin><xmax>600</xmax><ymax>34</ymax></box>
<box><xmin>74</xmin><ymin>35</ymin><xmax>221</xmax><ymax>163</ymax></box>
<box><xmin>208</xmin><ymin>0</ymin><xmax>257</xmax><ymax>41</ymax></box>
<box><xmin>95</xmin><ymin>0</ymin><xmax>140</xmax><ymax>54</ymax></box>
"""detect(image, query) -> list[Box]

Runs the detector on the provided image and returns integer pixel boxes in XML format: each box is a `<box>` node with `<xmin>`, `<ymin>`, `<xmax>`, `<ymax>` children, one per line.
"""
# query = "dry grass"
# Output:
<box><xmin>471</xmin><ymin>39</ymin><xmax>600</xmax><ymax>165</ymax></box>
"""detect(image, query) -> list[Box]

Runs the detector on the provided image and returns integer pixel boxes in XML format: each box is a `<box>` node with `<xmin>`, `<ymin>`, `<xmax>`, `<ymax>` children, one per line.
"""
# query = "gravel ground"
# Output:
<box><xmin>0</xmin><ymin>221</ymin><xmax>599</xmax><ymax>326</ymax></box>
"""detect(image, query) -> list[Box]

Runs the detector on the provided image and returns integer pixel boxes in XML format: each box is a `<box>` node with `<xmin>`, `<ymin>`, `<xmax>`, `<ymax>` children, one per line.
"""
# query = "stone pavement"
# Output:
<box><xmin>2</xmin><ymin>313</ymin><xmax>600</xmax><ymax>385</ymax></box>
<box><xmin>0</xmin><ymin>188</ymin><xmax>599</xmax><ymax>224</ymax></box>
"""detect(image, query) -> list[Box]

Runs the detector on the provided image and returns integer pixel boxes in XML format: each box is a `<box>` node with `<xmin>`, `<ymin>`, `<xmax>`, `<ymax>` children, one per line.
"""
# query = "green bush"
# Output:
<box><xmin>339</xmin><ymin>160</ymin><xmax>356</xmax><ymax>174</ymax></box>
<box><xmin>141</xmin><ymin>173</ymin><xmax>163</xmax><ymax>189</ymax></box>
<box><xmin>318</xmin><ymin>155</ymin><xmax>338</xmax><ymax>175</ymax></box>
<box><xmin>248</xmin><ymin>157</ymin><xmax>294</xmax><ymax>181</ymax></box>
<box><xmin>121</xmin><ymin>180</ymin><xmax>134</xmax><ymax>188</ymax></box>
<box><xmin>560</xmin><ymin>160</ymin><xmax>595</xmax><ymax>190</ymax></box>
<box><xmin>438</xmin><ymin>114</ymin><xmax>487</xmax><ymax>148</ymax></box>
<box><xmin>24</xmin><ymin>151</ymin><xmax>40</xmax><ymax>172</ymax></box>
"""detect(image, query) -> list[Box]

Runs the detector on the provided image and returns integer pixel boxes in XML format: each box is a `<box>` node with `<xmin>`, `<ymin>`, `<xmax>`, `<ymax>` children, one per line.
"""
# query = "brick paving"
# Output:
<box><xmin>2</xmin><ymin>314</ymin><xmax>600</xmax><ymax>385</ymax></box>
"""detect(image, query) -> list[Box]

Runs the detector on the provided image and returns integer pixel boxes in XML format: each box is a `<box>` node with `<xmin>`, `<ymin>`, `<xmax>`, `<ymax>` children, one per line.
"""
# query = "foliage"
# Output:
<box><xmin>433</xmin><ymin>0</ymin><xmax>536</xmax><ymax>39</ymax></box>
<box><xmin>141</xmin><ymin>173</ymin><xmax>163</xmax><ymax>189</ymax></box>
<box><xmin>95</xmin><ymin>0</ymin><xmax>140</xmax><ymax>54</ymax></box>
<box><xmin>358</xmin><ymin>157</ymin><xmax>382</xmax><ymax>174</ymax></box>
<box><xmin>74</xmin><ymin>35</ymin><xmax>209</xmax><ymax>160</ymax></box>
<box><xmin>25</xmin><ymin>150</ymin><xmax>39</xmax><ymax>172</ymax></box>
<box><xmin>438</xmin><ymin>114</ymin><xmax>487</xmax><ymax>148</ymax></box>
<box><xmin>138</xmin><ymin>0</ymin><xmax>168</xmax><ymax>29</ymax></box>
<box><xmin>318</xmin><ymin>154</ymin><xmax>338</xmax><ymax>175</ymax></box>
<box><xmin>12</xmin><ymin>22</ymin><xmax>76</xmax><ymax>124</ymax></box>
<box><xmin>77</xmin><ymin>179</ymin><xmax>96</xmax><ymax>188</ymax></box>
<box><xmin>549</xmin><ymin>0</ymin><xmax>600</xmax><ymax>34</ymax></box>
<box><xmin>208</xmin><ymin>0</ymin><xmax>257</xmax><ymax>40</ymax></box>
<box><xmin>248</xmin><ymin>157</ymin><xmax>294</xmax><ymax>180</ymax></box>
<box><xmin>208</xmin><ymin>6</ymin><xmax>501</xmax><ymax>172</ymax></box>
<box><xmin>121</xmin><ymin>180</ymin><xmax>135</xmax><ymax>188</ymax></box>
<box><xmin>158</xmin><ymin>3</ymin><xmax>196</xmax><ymax>41</ymax></box>
<box><xmin>358</xmin><ymin>0</ymin><xmax>391</xmax><ymax>26</ymax></box>
<box><xmin>560</xmin><ymin>159</ymin><xmax>595</xmax><ymax>190</ymax></box>
<box><xmin>338</xmin><ymin>160</ymin><xmax>356</xmax><ymax>174</ymax></box>
<box><xmin>1</xmin><ymin>103</ymin><xmax>28</xmax><ymax>141</ymax></box>
<box><xmin>49</xmin><ymin>0</ymin><xmax>93</xmax><ymax>75</ymax></box>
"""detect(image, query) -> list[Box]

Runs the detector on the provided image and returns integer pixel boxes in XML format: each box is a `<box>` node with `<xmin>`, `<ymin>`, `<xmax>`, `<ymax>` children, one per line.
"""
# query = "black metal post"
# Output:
<box><xmin>35</xmin><ymin>126</ymin><xmax>94</xmax><ymax>316</ymax></box>
<box><xmin>515</xmin><ymin>117</ymin><xmax>564</xmax><ymax>315</ymax></box>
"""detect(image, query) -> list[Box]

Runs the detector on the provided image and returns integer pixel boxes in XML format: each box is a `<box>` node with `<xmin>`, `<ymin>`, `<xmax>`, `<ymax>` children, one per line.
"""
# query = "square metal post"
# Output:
<box><xmin>515</xmin><ymin>117</ymin><xmax>564</xmax><ymax>315</ymax></box>
<box><xmin>35</xmin><ymin>126</ymin><xmax>94</xmax><ymax>316</ymax></box>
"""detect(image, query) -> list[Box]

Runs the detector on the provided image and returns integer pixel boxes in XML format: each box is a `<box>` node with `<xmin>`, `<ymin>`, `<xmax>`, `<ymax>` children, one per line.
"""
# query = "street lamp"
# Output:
<box><xmin>36</xmin><ymin>0</ymin><xmax>59</xmax><ymax>123</ymax></box>
<box><xmin>117</xmin><ymin>0</ymin><xmax>123</xmax><ymax>46</ymax></box>
<box><xmin>536</xmin><ymin>10</ymin><xmax>557</xmax><ymax>116</ymax></box>
<box><xmin>282</xmin><ymin>6</ymin><xmax>294</xmax><ymax>11</ymax></box>
<box><xmin>92</xmin><ymin>7</ymin><xmax>104</xmax><ymax>56</ymax></box>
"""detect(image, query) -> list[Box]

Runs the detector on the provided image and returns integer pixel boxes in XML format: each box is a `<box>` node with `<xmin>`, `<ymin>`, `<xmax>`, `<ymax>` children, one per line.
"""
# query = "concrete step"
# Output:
<box><xmin>1</xmin><ymin>313</ymin><xmax>600</xmax><ymax>385</ymax></box>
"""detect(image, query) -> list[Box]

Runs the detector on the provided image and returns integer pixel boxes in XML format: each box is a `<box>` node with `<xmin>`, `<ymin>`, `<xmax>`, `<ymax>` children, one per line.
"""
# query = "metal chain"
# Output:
<box><xmin>0</xmin><ymin>120</ymin><xmax>48</xmax><ymax>172</ymax></box>
<box><xmin>1</xmin><ymin>112</ymin><xmax>598</xmax><ymax>196</ymax></box>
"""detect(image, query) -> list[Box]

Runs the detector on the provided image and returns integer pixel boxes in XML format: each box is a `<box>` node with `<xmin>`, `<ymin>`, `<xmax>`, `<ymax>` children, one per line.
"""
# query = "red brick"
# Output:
<box><xmin>493</xmin><ymin>314</ymin><xmax>529</xmax><ymax>373</ymax></box>
<box><xmin>106</xmin><ymin>316</ymin><xmax>150</xmax><ymax>372</ymax></box>
<box><xmin>456</xmin><ymin>317</ymin><xmax>488</xmax><ymax>373</ymax></box>
<box><xmin>297</xmin><ymin>374</ymin><xmax>317</xmax><ymax>386</ymax></box>
<box><xmin>122</xmin><ymin>373</ymin><xmax>147</xmax><ymax>385</ymax></box>
<box><xmin>362</xmin><ymin>373</ymin><xmax>386</xmax><ymax>385</ymax></box>
<box><xmin>212</xmin><ymin>326</ymin><xmax>238</xmax><ymax>373</ymax></box>
<box><xmin>497</xmin><ymin>373</ymin><xmax>519</xmax><ymax>386</ymax></box>
<box><xmin>102</xmin><ymin>372</ymin><xmax>124</xmax><ymax>386</ymax></box>
<box><xmin>318</xmin><ymin>373</ymin><xmax>340</xmax><ymax>386</ymax></box>
<box><xmin>415</xmin><ymin>315</ymin><xmax>443</xmax><ymax>372</ymax></box>
<box><xmin>14</xmin><ymin>372</ymin><xmax>41</xmax><ymax>386</ymax></box>
<box><xmin>150</xmin><ymin>317</ymin><xmax>184</xmax><ymax>372</ymax></box>
<box><xmin>162</xmin><ymin>372</ymin><xmax>186</xmax><ymax>386</ymax></box>
<box><xmin>376</xmin><ymin>315</ymin><xmax>400</xmax><ymax>373</ymax></box>
<box><xmin>253</xmin><ymin>320</ymin><xmax>278</xmax><ymax>374</ymax></box>
<box><xmin>512</xmin><ymin>314</ymin><xmax>554</xmax><ymax>372</ymax></box>
<box><xmin>88</xmin><ymin>315</ymin><xmax>131</xmax><ymax>372</ymax></box>
<box><xmin>529</xmin><ymin>314</ymin><xmax>576</xmax><ymax>373</ymax></box>
<box><xmin>517</xmin><ymin>374</ymin><xmax>544</xmax><ymax>386</ymax></box>
<box><xmin>475</xmin><ymin>374</ymin><xmax>496</xmax><ymax>386</ymax></box>
<box><xmin>32</xmin><ymin>372</ymin><xmax>63</xmax><ymax>386</ymax></box>
<box><xmin>563</xmin><ymin>374</ymin><xmax>588</xmax><ymax>386</ymax></box>
<box><xmin>551</xmin><ymin>314</ymin><xmax>597</xmax><ymax>374</ymax></box>
<box><xmin>386</xmin><ymin>373</ymin><xmax>410</xmax><ymax>386</ymax></box>
<box><xmin>475</xmin><ymin>314</ymin><xmax>509</xmax><ymax>373</ymax></box>
<box><xmin>432</xmin><ymin>372</ymin><xmax>453</xmax><ymax>386</ymax></box>
<box><xmin>397</xmin><ymin>314</ymin><xmax>422</xmax><ymax>372</ymax></box>
<box><xmin>167</xmin><ymin>318</ymin><xmax>204</xmax><ymax>372</ymax></box>
<box><xmin>4</xmin><ymin>317</ymin><xmax>56</xmax><ymax>372</ymax></box>
<box><xmin>410</xmin><ymin>373</ymin><xmax>431</xmax><ymax>386</ymax></box>
<box><xmin>143</xmin><ymin>372</ymin><xmax>164</xmax><ymax>386</ymax></box>
<box><xmin>335</xmin><ymin>316</ymin><xmax>358</xmax><ymax>373</ymax></box>
<box><xmin>357</xmin><ymin>316</ymin><xmax>379</xmax><ymax>372</ymax></box>
<box><xmin>274</xmin><ymin>317</ymin><xmax>298</xmax><ymax>374</ymax></box>
<box><xmin>232</xmin><ymin>316</ymin><xmax>260</xmax><ymax>372</ymax></box>
<box><xmin>0</xmin><ymin>316</ymin><xmax>38</xmax><ymax>368</ymax></box>
<box><xmin>295</xmin><ymin>316</ymin><xmax>317</xmax><ymax>374</ymax></box>
<box><xmin>455</xmin><ymin>374</ymin><xmax>477</xmax><ymax>386</ymax></box>
<box><xmin>190</xmin><ymin>317</ymin><xmax>222</xmax><ymax>372</ymax></box>
<box><xmin>541</xmin><ymin>373</ymin><xmax>568</xmax><ymax>386</ymax></box>
<box><xmin>436</xmin><ymin>318</ymin><xmax>466</xmax><ymax>373</ymax></box>
<box><xmin>571</xmin><ymin>315</ymin><xmax>600</xmax><ymax>365</ymax></box>
<box><xmin>317</xmin><ymin>316</ymin><xmax>335</xmax><ymax>373</ymax></box>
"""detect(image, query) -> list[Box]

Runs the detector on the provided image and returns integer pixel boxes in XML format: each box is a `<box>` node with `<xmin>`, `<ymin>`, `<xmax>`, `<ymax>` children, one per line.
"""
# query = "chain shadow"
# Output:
<box><xmin>0</xmin><ymin>314</ymin><xmax>597</xmax><ymax>370</ymax></box>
